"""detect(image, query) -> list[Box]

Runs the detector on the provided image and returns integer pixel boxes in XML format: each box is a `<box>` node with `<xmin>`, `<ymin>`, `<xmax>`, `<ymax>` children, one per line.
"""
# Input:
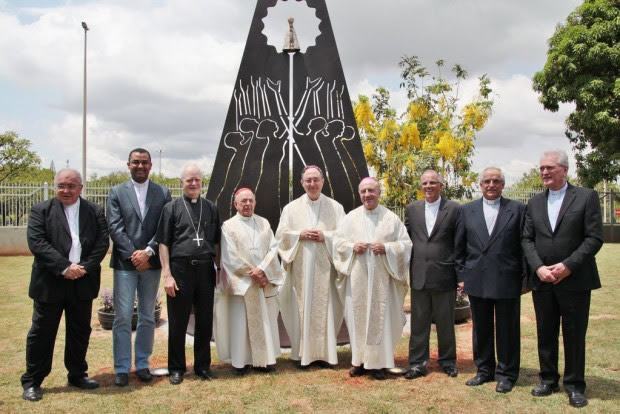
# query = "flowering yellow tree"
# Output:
<box><xmin>354</xmin><ymin>56</ymin><xmax>493</xmax><ymax>206</ymax></box>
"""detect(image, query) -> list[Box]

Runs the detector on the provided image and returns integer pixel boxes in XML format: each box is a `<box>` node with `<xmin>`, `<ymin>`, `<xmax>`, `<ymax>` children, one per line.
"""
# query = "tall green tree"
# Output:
<box><xmin>533</xmin><ymin>0</ymin><xmax>620</xmax><ymax>187</ymax></box>
<box><xmin>0</xmin><ymin>131</ymin><xmax>41</xmax><ymax>183</ymax></box>
<box><xmin>355</xmin><ymin>56</ymin><xmax>493</xmax><ymax>207</ymax></box>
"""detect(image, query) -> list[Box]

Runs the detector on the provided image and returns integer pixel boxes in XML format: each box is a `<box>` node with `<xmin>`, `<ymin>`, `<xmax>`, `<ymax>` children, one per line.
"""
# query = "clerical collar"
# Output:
<box><xmin>237</xmin><ymin>213</ymin><xmax>254</xmax><ymax>221</ymax></box>
<box><xmin>425</xmin><ymin>196</ymin><xmax>441</xmax><ymax>207</ymax></box>
<box><xmin>483</xmin><ymin>196</ymin><xmax>501</xmax><ymax>205</ymax></box>
<box><xmin>183</xmin><ymin>194</ymin><xmax>200</xmax><ymax>204</ymax></box>
<box><xmin>549</xmin><ymin>182</ymin><xmax>568</xmax><ymax>196</ymax></box>
<box><xmin>131</xmin><ymin>178</ymin><xmax>149</xmax><ymax>188</ymax></box>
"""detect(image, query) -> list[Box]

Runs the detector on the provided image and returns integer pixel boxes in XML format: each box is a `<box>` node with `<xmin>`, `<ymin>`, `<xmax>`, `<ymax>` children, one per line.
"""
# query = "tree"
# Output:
<box><xmin>0</xmin><ymin>131</ymin><xmax>41</xmax><ymax>184</ymax></box>
<box><xmin>507</xmin><ymin>168</ymin><xmax>543</xmax><ymax>191</ymax></box>
<box><xmin>532</xmin><ymin>0</ymin><xmax>620</xmax><ymax>187</ymax></box>
<box><xmin>354</xmin><ymin>56</ymin><xmax>493</xmax><ymax>207</ymax></box>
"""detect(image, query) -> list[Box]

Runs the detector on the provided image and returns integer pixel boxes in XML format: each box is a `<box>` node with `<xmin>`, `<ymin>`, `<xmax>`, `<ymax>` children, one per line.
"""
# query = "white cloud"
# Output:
<box><xmin>0</xmin><ymin>0</ymin><xmax>583</xmax><ymax>181</ymax></box>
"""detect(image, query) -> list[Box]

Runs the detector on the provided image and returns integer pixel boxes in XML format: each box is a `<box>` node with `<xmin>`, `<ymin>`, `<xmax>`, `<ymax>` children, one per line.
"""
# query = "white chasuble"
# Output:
<box><xmin>215</xmin><ymin>213</ymin><xmax>283</xmax><ymax>368</ymax></box>
<box><xmin>276</xmin><ymin>194</ymin><xmax>345</xmax><ymax>365</ymax></box>
<box><xmin>333</xmin><ymin>205</ymin><xmax>411</xmax><ymax>370</ymax></box>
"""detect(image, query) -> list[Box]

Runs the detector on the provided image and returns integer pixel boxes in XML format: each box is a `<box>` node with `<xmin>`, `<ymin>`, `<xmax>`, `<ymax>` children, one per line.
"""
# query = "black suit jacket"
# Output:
<box><xmin>522</xmin><ymin>183</ymin><xmax>603</xmax><ymax>292</ymax></box>
<box><xmin>107</xmin><ymin>180</ymin><xmax>171</xmax><ymax>270</ymax></box>
<box><xmin>405</xmin><ymin>198</ymin><xmax>461</xmax><ymax>291</ymax></box>
<box><xmin>455</xmin><ymin>197</ymin><xmax>525</xmax><ymax>299</ymax></box>
<box><xmin>27</xmin><ymin>197</ymin><xmax>109</xmax><ymax>303</ymax></box>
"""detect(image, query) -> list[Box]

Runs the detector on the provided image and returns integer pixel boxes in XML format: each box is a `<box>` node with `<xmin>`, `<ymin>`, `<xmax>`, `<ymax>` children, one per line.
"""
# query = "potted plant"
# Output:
<box><xmin>454</xmin><ymin>289</ymin><xmax>471</xmax><ymax>324</ymax></box>
<box><xmin>97</xmin><ymin>288</ymin><xmax>162</xmax><ymax>330</ymax></box>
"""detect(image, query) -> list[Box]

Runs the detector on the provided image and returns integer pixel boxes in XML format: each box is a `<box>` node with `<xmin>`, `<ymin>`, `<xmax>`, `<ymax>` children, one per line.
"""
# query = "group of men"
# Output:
<box><xmin>21</xmin><ymin>148</ymin><xmax>602</xmax><ymax>409</ymax></box>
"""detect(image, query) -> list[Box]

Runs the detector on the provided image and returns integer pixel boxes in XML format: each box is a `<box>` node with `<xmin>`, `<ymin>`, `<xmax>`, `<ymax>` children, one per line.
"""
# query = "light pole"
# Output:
<box><xmin>159</xmin><ymin>148</ymin><xmax>163</xmax><ymax>176</ymax></box>
<box><xmin>81</xmin><ymin>21</ymin><xmax>89</xmax><ymax>189</ymax></box>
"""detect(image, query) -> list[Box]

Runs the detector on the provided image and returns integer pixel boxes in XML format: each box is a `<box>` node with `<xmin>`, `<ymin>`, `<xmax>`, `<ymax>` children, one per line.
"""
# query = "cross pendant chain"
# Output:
<box><xmin>182</xmin><ymin>197</ymin><xmax>204</xmax><ymax>249</ymax></box>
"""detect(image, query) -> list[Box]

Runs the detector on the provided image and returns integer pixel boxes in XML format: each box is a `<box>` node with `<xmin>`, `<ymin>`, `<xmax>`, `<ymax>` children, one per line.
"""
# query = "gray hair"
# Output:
<box><xmin>542</xmin><ymin>150</ymin><xmax>569</xmax><ymax>168</ymax></box>
<box><xmin>421</xmin><ymin>169</ymin><xmax>444</xmax><ymax>184</ymax></box>
<box><xmin>301</xmin><ymin>165</ymin><xmax>324</xmax><ymax>179</ymax></box>
<box><xmin>480</xmin><ymin>167</ymin><xmax>505</xmax><ymax>184</ymax></box>
<box><xmin>54</xmin><ymin>168</ymin><xmax>82</xmax><ymax>185</ymax></box>
<box><xmin>180</xmin><ymin>162</ymin><xmax>203</xmax><ymax>180</ymax></box>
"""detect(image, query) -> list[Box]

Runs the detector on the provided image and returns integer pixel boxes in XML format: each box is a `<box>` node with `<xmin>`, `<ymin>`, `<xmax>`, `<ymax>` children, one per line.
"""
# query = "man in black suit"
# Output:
<box><xmin>404</xmin><ymin>169</ymin><xmax>461</xmax><ymax>380</ymax></box>
<box><xmin>455</xmin><ymin>167</ymin><xmax>525</xmax><ymax>393</ymax></box>
<box><xmin>20</xmin><ymin>169</ymin><xmax>109</xmax><ymax>401</ymax></box>
<box><xmin>107</xmin><ymin>148</ymin><xmax>171</xmax><ymax>386</ymax></box>
<box><xmin>522</xmin><ymin>150</ymin><xmax>603</xmax><ymax>408</ymax></box>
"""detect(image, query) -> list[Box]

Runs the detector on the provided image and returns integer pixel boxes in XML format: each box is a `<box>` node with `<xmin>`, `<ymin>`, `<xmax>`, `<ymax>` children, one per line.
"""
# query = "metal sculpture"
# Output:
<box><xmin>206</xmin><ymin>0</ymin><xmax>369</xmax><ymax>230</ymax></box>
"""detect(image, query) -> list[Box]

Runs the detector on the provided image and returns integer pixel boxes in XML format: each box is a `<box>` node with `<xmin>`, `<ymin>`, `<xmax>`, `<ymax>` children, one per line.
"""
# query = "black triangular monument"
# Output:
<box><xmin>206</xmin><ymin>0</ymin><xmax>368</xmax><ymax>230</ymax></box>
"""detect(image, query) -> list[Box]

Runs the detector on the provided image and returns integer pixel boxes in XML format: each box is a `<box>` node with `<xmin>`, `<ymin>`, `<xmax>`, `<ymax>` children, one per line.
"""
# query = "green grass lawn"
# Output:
<box><xmin>0</xmin><ymin>245</ymin><xmax>618</xmax><ymax>413</ymax></box>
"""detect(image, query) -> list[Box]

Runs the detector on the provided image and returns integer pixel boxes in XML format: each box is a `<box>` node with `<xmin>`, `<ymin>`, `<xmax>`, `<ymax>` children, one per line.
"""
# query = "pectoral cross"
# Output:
<box><xmin>193</xmin><ymin>235</ymin><xmax>203</xmax><ymax>247</ymax></box>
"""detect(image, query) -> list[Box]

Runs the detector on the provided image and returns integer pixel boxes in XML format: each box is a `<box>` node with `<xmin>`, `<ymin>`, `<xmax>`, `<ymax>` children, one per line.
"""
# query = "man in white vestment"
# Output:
<box><xmin>276</xmin><ymin>166</ymin><xmax>346</xmax><ymax>368</ymax></box>
<box><xmin>215</xmin><ymin>188</ymin><xmax>283</xmax><ymax>374</ymax></box>
<box><xmin>334</xmin><ymin>177</ymin><xmax>411</xmax><ymax>380</ymax></box>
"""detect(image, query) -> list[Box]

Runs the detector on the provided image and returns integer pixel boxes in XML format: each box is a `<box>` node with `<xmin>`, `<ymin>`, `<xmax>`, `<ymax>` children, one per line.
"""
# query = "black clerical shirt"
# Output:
<box><xmin>156</xmin><ymin>196</ymin><xmax>220</xmax><ymax>259</ymax></box>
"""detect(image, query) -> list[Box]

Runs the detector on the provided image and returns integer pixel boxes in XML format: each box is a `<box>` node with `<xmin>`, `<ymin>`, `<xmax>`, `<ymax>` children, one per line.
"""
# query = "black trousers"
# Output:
<box><xmin>20</xmin><ymin>299</ymin><xmax>93</xmax><ymax>389</ymax></box>
<box><xmin>409</xmin><ymin>289</ymin><xmax>456</xmax><ymax>369</ymax></box>
<box><xmin>532</xmin><ymin>289</ymin><xmax>591</xmax><ymax>393</ymax></box>
<box><xmin>167</xmin><ymin>258</ymin><xmax>215</xmax><ymax>373</ymax></box>
<box><xmin>469</xmin><ymin>295</ymin><xmax>520</xmax><ymax>383</ymax></box>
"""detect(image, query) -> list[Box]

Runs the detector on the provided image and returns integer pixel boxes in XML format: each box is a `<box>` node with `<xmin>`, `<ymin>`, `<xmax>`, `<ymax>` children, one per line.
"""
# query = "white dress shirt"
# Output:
<box><xmin>482</xmin><ymin>196</ymin><xmax>501</xmax><ymax>235</ymax></box>
<box><xmin>132</xmin><ymin>179</ymin><xmax>149</xmax><ymax>219</ymax></box>
<box><xmin>547</xmin><ymin>182</ymin><xmax>568</xmax><ymax>231</ymax></box>
<box><xmin>64</xmin><ymin>198</ymin><xmax>82</xmax><ymax>264</ymax></box>
<box><xmin>424</xmin><ymin>197</ymin><xmax>441</xmax><ymax>236</ymax></box>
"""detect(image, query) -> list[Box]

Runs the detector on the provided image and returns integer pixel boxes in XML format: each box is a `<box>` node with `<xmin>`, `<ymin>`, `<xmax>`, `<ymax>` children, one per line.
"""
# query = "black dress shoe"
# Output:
<box><xmin>568</xmin><ymin>391</ymin><xmax>588</xmax><ymax>408</ymax></box>
<box><xmin>349</xmin><ymin>365</ymin><xmax>366</xmax><ymax>377</ymax></box>
<box><xmin>370</xmin><ymin>369</ymin><xmax>386</xmax><ymax>380</ymax></box>
<box><xmin>313</xmin><ymin>360</ymin><xmax>336</xmax><ymax>369</ymax></box>
<box><xmin>196</xmin><ymin>369</ymin><xmax>214</xmax><ymax>381</ymax></box>
<box><xmin>169</xmin><ymin>371</ymin><xmax>184</xmax><ymax>385</ymax></box>
<box><xmin>495</xmin><ymin>380</ymin><xmax>514</xmax><ymax>393</ymax></box>
<box><xmin>234</xmin><ymin>366</ymin><xmax>250</xmax><ymax>376</ymax></box>
<box><xmin>253</xmin><ymin>365</ymin><xmax>276</xmax><ymax>373</ymax></box>
<box><xmin>465</xmin><ymin>374</ymin><xmax>494</xmax><ymax>386</ymax></box>
<box><xmin>22</xmin><ymin>386</ymin><xmax>42</xmax><ymax>402</ymax></box>
<box><xmin>442</xmin><ymin>366</ymin><xmax>458</xmax><ymax>377</ymax></box>
<box><xmin>531</xmin><ymin>382</ymin><xmax>560</xmax><ymax>397</ymax></box>
<box><xmin>68</xmin><ymin>377</ymin><xmax>99</xmax><ymax>390</ymax></box>
<box><xmin>404</xmin><ymin>367</ymin><xmax>427</xmax><ymax>380</ymax></box>
<box><xmin>114</xmin><ymin>373</ymin><xmax>129</xmax><ymax>387</ymax></box>
<box><xmin>135</xmin><ymin>368</ymin><xmax>153</xmax><ymax>383</ymax></box>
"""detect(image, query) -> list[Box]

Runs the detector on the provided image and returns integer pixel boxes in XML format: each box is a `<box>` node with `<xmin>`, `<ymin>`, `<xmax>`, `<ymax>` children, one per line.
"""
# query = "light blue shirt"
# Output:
<box><xmin>547</xmin><ymin>182</ymin><xmax>568</xmax><ymax>231</ymax></box>
<box><xmin>424</xmin><ymin>197</ymin><xmax>441</xmax><ymax>236</ymax></box>
<box><xmin>482</xmin><ymin>196</ymin><xmax>500</xmax><ymax>235</ymax></box>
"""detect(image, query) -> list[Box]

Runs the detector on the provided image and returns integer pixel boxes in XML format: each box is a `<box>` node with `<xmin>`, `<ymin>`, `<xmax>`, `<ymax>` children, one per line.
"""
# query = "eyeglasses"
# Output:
<box><xmin>56</xmin><ymin>184</ymin><xmax>82</xmax><ymax>191</ymax></box>
<box><xmin>129</xmin><ymin>160</ymin><xmax>151</xmax><ymax>166</ymax></box>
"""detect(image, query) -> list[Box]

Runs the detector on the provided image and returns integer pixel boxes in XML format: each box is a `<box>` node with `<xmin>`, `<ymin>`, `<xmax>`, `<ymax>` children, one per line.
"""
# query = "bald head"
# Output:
<box><xmin>358</xmin><ymin>176</ymin><xmax>381</xmax><ymax>192</ymax></box>
<box><xmin>180</xmin><ymin>163</ymin><xmax>203</xmax><ymax>199</ymax></box>
<box><xmin>54</xmin><ymin>169</ymin><xmax>83</xmax><ymax>206</ymax></box>
<box><xmin>358</xmin><ymin>177</ymin><xmax>381</xmax><ymax>210</ymax></box>
<box><xmin>234</xmin><ymin>188</ymin><xmax>256</xmax><ymax>217</ymax></box>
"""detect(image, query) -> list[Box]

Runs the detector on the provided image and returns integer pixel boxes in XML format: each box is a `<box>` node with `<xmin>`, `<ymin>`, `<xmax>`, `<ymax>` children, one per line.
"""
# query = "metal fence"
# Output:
<box><xmin>0</xmin><ymin>182</ymin><xmax>617</xmax><ymax>226</ymax></box>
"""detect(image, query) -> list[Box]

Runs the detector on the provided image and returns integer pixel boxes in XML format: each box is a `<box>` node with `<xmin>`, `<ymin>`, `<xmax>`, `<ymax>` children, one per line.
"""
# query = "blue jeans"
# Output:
<box><xmin>112</xmin><ymin>268</ymin><xmax>161</xmax><ymax>374</ymax></box>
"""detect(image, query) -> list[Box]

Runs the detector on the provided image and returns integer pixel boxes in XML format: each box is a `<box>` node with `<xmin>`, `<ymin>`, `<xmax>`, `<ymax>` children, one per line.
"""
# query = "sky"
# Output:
<box><xmin>0</xmin><ymin>0</ymin><xmax>581</xmax><ymax>183</ymax></box>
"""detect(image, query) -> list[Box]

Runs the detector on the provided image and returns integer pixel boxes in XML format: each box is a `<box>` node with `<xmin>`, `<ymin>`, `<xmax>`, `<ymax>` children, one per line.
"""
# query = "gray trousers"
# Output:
<box><xmin>409</xmin><ymin>289</ymin><xmax>456</xmax><ymax>368</ymax></box>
